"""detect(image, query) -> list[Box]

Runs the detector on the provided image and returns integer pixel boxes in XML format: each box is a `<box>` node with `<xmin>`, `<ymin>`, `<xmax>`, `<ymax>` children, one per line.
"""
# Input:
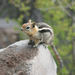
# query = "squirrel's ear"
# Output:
<box><xmin>28</xmin><ymin>19</ymin><xmax>31</xmax><ymax>23</ymax></box>
<box><xmin>32</xmin><ymin>22</ymin><xmax>36</xmax><ymax>28</ymax></box>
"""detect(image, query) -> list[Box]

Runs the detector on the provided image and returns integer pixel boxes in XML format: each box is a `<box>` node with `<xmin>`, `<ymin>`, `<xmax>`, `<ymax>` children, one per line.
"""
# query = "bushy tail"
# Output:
<box><xmin>50</xmin><ymin>42</ymin><xmax>63</xmax><ymax>68</ymax></box>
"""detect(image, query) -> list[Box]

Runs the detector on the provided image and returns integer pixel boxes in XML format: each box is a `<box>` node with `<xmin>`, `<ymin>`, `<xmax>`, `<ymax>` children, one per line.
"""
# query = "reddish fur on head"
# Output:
<box><xmin>21</xmin><ymin>20</ymin><xmax>38</xmax><ymax>36</ymax></box>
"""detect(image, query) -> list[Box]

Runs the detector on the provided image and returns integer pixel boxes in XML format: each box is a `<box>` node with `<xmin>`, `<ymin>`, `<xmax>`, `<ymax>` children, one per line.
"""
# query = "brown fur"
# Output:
<box><xmin>28</xmin><ymin>35</ymin><xmax>40</xmax><ymax>45</ymax></box>
<box><xmin>29</xmin><ymin>26</ymin><xmax>38</xmax><ymax>35</ymax></box>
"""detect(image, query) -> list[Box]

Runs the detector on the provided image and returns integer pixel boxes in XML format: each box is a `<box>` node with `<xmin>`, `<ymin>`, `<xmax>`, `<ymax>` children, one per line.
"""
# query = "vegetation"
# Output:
<box><xmin>9</xmin><ymin>0</ymin><xmax>75</xmax><ymax>75</ymax></box>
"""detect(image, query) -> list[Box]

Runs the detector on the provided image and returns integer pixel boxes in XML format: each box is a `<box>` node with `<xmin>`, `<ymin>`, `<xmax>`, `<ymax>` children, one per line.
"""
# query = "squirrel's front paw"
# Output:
<box><xmin>33</xmin><ymin>44</ymin><xmax>38</xmax><ymax>48</ymax></box>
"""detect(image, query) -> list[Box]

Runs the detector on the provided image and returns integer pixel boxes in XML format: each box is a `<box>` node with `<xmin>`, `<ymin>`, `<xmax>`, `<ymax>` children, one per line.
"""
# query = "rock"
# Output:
<box><xmin>0</xmin><ymin>40</ymin><xmax>57</xmax><ymax>75</ymax></box>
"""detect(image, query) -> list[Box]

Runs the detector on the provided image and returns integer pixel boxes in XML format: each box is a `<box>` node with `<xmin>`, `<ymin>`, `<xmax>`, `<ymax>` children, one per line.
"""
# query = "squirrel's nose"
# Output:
<box><xmin>21</xmin><ymin>27</ymin><xmax>23</xmax><ymax>31</ymax></box>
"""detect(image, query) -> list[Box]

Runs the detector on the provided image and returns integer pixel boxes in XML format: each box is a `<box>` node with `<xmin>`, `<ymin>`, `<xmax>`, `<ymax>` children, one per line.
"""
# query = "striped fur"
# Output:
<box><xmin>38</xmin><ymin>27</ymin><xmax>53</xmax><ymax>34</ymax></box>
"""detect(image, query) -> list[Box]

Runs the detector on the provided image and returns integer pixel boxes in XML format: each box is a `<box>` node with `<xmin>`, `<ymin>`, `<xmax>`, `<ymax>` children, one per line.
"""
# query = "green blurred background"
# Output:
<box><xmin>0</xmin><ymin>0</ymin><xmax>75</xmax><ymax>75</ymax></box>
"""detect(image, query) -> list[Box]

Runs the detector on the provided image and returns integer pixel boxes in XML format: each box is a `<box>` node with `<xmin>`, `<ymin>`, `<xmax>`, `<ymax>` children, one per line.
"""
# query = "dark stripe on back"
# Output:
<box><xmin>39</xmin><ymin>29</ymin><xmax>52</xmax><ymax>34</ymax></box>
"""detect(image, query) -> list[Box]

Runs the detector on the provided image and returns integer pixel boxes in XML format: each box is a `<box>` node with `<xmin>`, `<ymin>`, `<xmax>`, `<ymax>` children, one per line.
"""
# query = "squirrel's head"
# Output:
<box><xmin>21</xmin><ymin>19</ymin><xmax>38</xmax><ymax>35</ymax></box>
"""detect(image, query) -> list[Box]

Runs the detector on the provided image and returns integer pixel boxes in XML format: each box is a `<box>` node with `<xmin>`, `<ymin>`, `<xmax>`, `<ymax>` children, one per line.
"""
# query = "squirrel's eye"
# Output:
<box><xmin>26</xmin><ymin>27</ymin><xmax>30</xmax><ymax>29</ymax></box>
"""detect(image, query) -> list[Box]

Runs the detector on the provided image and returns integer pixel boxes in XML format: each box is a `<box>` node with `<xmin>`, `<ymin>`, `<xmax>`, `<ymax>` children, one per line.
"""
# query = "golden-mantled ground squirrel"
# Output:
<box><xmin>21</xmin><ymin>20</ymin><xmax>63</xmax><ymax>68</ymax></box>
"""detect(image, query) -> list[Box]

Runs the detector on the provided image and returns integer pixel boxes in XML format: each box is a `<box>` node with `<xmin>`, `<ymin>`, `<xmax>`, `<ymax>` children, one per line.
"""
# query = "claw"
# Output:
<box><xmin>43</xmin><ymin>44</ymin><xmax>47</xmax><ymax>48</ymax></box>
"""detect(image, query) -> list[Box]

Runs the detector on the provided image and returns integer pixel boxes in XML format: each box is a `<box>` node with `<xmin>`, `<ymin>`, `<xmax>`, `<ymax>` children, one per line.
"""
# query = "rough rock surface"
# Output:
<box><xmin>0</xmin><ymin>40</ymin><xmax>57</xmax><ymax>75</ymax></box>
